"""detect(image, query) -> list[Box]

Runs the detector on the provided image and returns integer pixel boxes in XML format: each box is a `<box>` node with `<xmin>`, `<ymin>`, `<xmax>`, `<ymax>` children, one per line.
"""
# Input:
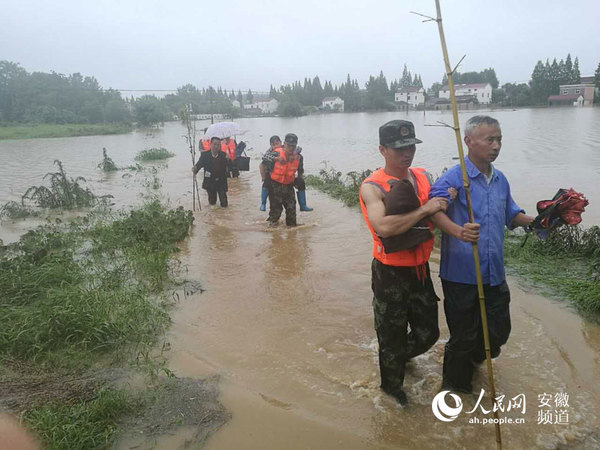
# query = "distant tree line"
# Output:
<box><xmin>0</xmin><ymin>61</ymin><xmax>131</xmax><ymax>124</ymax></box>
<box><xmin>3</xmin><ymin>55</ymin><xmax>598</xmax><ymax>128</ymax></box>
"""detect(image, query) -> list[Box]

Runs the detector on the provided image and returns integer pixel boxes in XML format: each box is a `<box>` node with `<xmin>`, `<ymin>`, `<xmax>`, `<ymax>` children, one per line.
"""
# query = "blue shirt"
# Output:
<box><xmin>429</xmin><ymin>157</ymin><xmax>524</xmax><ymax>286</ymax></box>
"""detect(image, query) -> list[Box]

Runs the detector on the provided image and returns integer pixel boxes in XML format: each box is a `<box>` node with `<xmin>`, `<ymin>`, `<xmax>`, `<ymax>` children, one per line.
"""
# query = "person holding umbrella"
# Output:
<box><xmin>429</xmin><ymin>115</ymin><xmax>533</xmax><ymax>394</ymax></box>
<box><xmin>192</xmin><ymin>136</ymin><xmax>229</xmax><ymax>207</ymax></box>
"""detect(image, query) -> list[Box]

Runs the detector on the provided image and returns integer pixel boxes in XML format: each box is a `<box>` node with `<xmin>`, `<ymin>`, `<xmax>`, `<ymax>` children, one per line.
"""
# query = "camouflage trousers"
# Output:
<box><xmin>268</xmin><ymin>181</ymin><xmax>296</xmax><ymax>226</ymax></box>
<box><xmin>371</xmin><ymin>259</ymin><xmax>440</xmax><ymax>396</ymax></box>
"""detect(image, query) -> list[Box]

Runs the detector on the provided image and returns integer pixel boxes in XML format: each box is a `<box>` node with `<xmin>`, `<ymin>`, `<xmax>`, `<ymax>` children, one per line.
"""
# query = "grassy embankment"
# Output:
<box><xmin>0</xmin><ymin>162</ymin><xmax>195</xmax><ymax>448</ymax></box>
<box><xmin>306</xmin><ymin>166</ymin><xmax>600</xmax><ymax>317</ymax></box>
<box><xmin>0</xmin><ymin>123</ymin><xmax>133</xmax><ymax>140</ymax></box>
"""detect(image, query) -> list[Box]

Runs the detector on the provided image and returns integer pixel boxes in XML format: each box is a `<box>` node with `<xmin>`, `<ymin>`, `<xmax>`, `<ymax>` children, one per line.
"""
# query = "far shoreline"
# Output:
<box><xmin>0</xmin><ymin>123</ymin><xmax>134</xmax><ymax>140</ymax></box>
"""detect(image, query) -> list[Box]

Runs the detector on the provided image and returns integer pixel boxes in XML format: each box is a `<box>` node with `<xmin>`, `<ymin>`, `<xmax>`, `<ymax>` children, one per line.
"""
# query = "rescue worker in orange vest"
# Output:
<box><xmin>222</xmin><ymin>136</ymin><xmax>239</xmax><ymax>178</ymax></box>
<box><xmin>263</xmin><ymin>133</ymin><xmax>300</xmax><ymax>226</ymax></box>
<box><xmin>359</xmin><ymin>120</ymin><xmax>456</xmax><ymax>406</ymax></box>
<box><xmin>260</xmin><ymin>136</ymin><xmax>313</xmax><ymax>212</ymax></box>
<box><xmin>200</xmin><ymin>139</ymin><xmax>211</xmax><ymax>151</ymax></box>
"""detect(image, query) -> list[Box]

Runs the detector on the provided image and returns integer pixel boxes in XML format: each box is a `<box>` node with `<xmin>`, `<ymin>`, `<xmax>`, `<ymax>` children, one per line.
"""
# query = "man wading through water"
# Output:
<box><xmin>430</xmin><ymin>115</ymin><xmax>533</xmax><ymax>394</ymax></box>
<box><xmin>192</xmin><ymin>136</ymin><xmax>229</xmax><ymax>207</ymax></box>
<box><xmin>359</xmin><ymin>120</ymin><xmax>455</xmax><ymax>406</ymax></box>
<box><xmin>263</xmin><ymin>133</ymin><xmax>302</xmax><ymax>227</ymax></box>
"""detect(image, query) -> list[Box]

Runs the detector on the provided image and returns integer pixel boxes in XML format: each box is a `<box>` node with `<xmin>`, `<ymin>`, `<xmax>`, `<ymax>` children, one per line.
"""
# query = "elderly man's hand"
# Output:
<box><xmin>460</xmin><ymin>222</ymin><xmax>480</xmax><ymax>242</ymax></box>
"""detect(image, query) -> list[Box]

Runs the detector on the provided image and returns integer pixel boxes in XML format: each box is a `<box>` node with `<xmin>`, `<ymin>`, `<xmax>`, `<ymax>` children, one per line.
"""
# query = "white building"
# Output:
<box><xmin>394</xmin><ymin>87</ymin><xmax>425</xmax><ymax>108</ymax></box>
<box><xmin>439</xmin><ymin>83</ymin><xmax>492</xmax><ymax>104</ymax></box>
<box><xmin>243</xmin><ymin>98</ymin><xmax>279</xmax><ymax>114</ymax></box>
<box><xmin>231</xmin><ymin>100</ymin><xmax>241</xmax><ymax>108</ymax></box>
<box><xmin>321</xmin><ymin>96</ymin><xmax>345</xmax><ymax>112</ymax></box>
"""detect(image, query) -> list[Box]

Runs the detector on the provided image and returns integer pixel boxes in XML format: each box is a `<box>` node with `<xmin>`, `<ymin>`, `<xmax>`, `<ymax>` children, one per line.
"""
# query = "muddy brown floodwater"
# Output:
<box><xmin>0</xmin><ymin>110</ymin><xmax>599</xmax><ymax>449</ymax></box>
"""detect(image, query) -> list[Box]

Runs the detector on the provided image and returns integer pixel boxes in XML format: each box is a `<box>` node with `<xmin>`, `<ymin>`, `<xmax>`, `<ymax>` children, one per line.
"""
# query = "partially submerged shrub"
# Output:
<box><xmin>135</xmin><ymin>147</ymin><xmax>174</xmax><ymax>161</ymax></box>
<box><xmin>20</xmin><ymin>160</ymin><xmax>111</xmax><ymax>210</ymax></box>
<box><xmin>0</xmin><ymin>201</ymin><xmax>36</xmax><ymax>219</ymax></box>
<box><xmin>97</xmin><ymin>148</ymin><xmax>118</xmax><ymax>172</ymax></box>
<box><xmin>305</xmin><ymin>164</ymin><xmax>371</xmax><ymax>207</ymax></box>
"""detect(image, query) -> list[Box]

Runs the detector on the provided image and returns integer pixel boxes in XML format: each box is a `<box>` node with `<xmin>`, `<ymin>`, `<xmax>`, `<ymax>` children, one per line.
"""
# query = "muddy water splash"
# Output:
<box><xmin>167</xmin><ymin>175</ymin><xmax>600</xmax><ymax>449</ymax></box>
<box><xmin>1</xmin><ymin>112</ymin><xmax>599</xmax><ymax>448</ymax></box>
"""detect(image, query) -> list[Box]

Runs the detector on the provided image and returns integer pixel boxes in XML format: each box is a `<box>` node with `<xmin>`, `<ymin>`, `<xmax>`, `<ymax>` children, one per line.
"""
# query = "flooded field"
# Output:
<box><xmin>1</xmin><ymin>108</ymin><xmax>599</xmax><ymax>448</ymax></box>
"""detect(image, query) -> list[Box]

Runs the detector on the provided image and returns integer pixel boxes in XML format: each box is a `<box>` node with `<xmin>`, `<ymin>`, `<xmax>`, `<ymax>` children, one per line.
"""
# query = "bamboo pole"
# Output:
<box><xmin>417</xmin><ymin>1</ymin><xmax>502</xmax><ymax>448</ymax></box>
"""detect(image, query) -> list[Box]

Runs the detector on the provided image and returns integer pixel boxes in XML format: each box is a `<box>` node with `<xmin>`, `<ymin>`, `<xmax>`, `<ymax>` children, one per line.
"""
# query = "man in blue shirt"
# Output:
<box><xmin>430</xmin><ymin>115</ymin><xmax>533</xmax><ymax>393</ymax></box>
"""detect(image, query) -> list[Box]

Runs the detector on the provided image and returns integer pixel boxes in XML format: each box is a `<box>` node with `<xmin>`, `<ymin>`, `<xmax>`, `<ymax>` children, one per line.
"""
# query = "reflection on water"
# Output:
<box><xmin>2</xmin><ymin>109</ymin><xmax>600</xmax><ymax>449</ymax></box>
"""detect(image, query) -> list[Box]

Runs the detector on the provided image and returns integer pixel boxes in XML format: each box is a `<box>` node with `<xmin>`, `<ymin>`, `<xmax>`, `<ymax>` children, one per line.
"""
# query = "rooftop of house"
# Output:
<box><xmin>441</xmin><ymin>83</ymin><xmax>491</xmax><ymax>91</ymax></box>
<box><xmin>322</xmin><ymin>96</ymin><xmax>342</xmax><ymax>102</ymax></box>
<box><xmin>397</xmin><ymin>86</ymin><xmax>423</xmax><ymax>93</ymax></box>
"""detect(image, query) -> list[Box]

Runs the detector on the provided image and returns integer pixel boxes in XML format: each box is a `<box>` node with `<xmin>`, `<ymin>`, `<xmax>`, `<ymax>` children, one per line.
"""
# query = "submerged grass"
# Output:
<box><xmin>22</xmin><ymin>389</ymin><xmax>139</xmax><ymax>450</ymax></box>
<box><xmin>0</xmin><ymin>200</ymin><xmax>194</xmax><ymax>365</ymax></box>
<box><xmin>0</xmin><ymin>123</ymin><xmax>133</xmax><ymax>140</ymax></box>
<box><xmin>305</xmin><ymin>165</ymin><xmax>371</xmax><ymax>207</ymax></box>
<box><xmin>135</xmin><ymin>147</ymin><xmax>174</xmax><ymax>161</ymax></box>
<box><xmin>0</xmin><ymin>200</ymin><xmax>194</xmax><ymax>448</ymax></box>
<box><xmin>505</xmin><ymin>226</ymin><xmax>600</xmax><ymax>316</ymax></box>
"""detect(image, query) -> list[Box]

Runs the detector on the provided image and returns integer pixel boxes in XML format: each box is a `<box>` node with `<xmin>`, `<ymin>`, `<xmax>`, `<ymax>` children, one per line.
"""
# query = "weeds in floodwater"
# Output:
<box><xmin>305</xmin><ymin>164</ymin><xmax>372</xmax><ymax>207</ymax></box>
<box><xmin>0</xmin><ymin>200</ymin><xmax>194</xmax><ymax>365</ymax></box>
<box><xmin>135</xmin><ymin>147</ymin><xmax>174</xmax><ymax>161</ymax></box>
<box><xmin>22</xmin><ymin>389</ymin><xmax>139</xmax><ymax>450</ymax></box>
<box><xmin>97</xmin><ymin>148</ymin><xmax>118</xmax><ymax>172</ymax></box>
<box><xmin>22</xmin><ymin>160</ymin><xmax>111</xmax><ymax>209</ymax></box>
<box><xmin>1</xmin><ymin>160</ymin><xmax>111</xmax><ymax>219</ymax></box>
<box><xmin>505</xmin><ymin>225</ymin><xmax>600</xmax><ymax>316</ymax></box>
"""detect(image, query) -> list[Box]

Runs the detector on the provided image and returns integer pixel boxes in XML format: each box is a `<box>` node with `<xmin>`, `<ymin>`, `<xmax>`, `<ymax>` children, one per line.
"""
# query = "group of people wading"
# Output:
<box><xmin>360</xmin><ymin>116</ymin><xmax>533</xmax><ymax>406</ymax></box>
<box><xmin>192</xmin><ymin>132</ymin><xmax>312</xmax><ymax>226</ymax></box>
<box><xmin>193</xmin><ymin>115</ymin><xmax>533</xmax><ymax>408</ymax></box>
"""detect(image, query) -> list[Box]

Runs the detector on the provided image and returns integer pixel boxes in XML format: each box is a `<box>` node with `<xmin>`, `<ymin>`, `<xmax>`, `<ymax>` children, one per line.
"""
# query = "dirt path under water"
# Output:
<box><xmin>147</xmin><ymin>174</ymin><xmax>600</xmax><ymax>450</ymax></box>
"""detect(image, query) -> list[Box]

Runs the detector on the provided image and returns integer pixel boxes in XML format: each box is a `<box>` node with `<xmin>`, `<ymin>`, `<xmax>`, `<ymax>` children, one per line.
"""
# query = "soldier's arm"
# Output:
<box><xmin>361</xmin><ymin>183</ymin><xmax>448</xmax><ymax>238</ymax></box>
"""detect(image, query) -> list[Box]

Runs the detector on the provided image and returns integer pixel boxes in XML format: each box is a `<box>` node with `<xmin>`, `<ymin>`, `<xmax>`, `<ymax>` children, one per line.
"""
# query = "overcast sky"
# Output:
<box><xmin>2</xmin><ymin>0</ymin><xmax>599</xmax><ymax>95</ymax></box>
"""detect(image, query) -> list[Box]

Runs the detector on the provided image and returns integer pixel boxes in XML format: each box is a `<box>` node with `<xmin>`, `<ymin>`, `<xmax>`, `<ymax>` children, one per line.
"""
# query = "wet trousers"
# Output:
<box><xmin>441</xmin><ymin>279</ymin><xmax>511</xmax><ymax>393</ymax></box>
<box><xmin>371</xmin><ymin>259</ymin><xmax>440</xmax><ymax>396</ymax></box>
<box><xmin>268</xmin><ymin>180</ymin><xmax>296</xmax><ymax>226</ymax></box>
<box><xmin>206</xmin><ymin>187</ymin><xmax>228</xmax><ymax>207</ymax></box>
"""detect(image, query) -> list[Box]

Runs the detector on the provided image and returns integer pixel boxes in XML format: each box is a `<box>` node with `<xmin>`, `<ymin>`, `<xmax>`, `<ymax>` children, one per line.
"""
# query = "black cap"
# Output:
<box><xmin>379</xmin><ymin>120</ymin><xmax>422</xmax><ymax>149</ymax></box>
<box><xmin>284</xmin><ymin>133</ymin><xmax>298</xmax><ymax>145</ymax></box>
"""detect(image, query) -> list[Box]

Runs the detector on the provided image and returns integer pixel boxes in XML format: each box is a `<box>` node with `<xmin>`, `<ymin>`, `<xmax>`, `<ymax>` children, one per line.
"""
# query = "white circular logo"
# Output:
<box><xmin>432</xmin><ymin>390</ymin><xmax>463</xmax><ymax>422</ymax></box>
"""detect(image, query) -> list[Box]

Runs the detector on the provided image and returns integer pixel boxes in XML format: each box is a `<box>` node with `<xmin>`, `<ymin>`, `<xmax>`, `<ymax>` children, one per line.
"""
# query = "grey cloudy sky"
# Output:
<box><xmin>2</xmin><ymin>0</ymin><xmax>599</xmax><ymax>94</ymax></box>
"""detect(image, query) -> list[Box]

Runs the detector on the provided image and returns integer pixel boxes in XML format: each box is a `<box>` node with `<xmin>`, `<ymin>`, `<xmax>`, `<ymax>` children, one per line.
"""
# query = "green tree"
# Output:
<box><xmin>133</xmin><ymin>95</ymin><xmax>170</xmax><ymax>126</ymax></box>
<box><xmin>246</xmin><ymin>89</ymin><xmax>253</xmax><ymax>104</ymax></box>
<box><xmin>573</xmin><ymin>57</ymin><xmax>581</xmax><ymax>83</ymax></box>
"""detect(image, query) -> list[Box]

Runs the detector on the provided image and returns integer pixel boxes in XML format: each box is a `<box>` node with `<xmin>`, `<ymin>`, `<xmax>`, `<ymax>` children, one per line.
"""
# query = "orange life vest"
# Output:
<box><xmin>359</xmin><ymin>167</ymin><xmax>434</xmax><ymax>267</ymax></box>
<box><xmin>222</xmin><ymin>140</ymin><xmax>236</xmax><ymax>160</ymax></box>
<box><xmin>201</xmin><ymin>140</ymin><xmax>210</xmax><ymax>151</ymax></box>
<box><xmin>270</xmin><ymin>148</ymin><xmax>299</xmax><ymax>185</ymax></box>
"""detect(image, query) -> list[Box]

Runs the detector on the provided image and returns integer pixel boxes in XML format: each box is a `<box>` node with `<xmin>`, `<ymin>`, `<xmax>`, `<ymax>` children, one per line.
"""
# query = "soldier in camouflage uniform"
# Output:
<box><xmin>262</xmin><ymin>133</ymin><xmax>301</xmax><ymax>226</ymax></box>
<box><xmin>359</xmin><ymin>120</ymin><xmax>451</xmax><ymax>406</ymax></box>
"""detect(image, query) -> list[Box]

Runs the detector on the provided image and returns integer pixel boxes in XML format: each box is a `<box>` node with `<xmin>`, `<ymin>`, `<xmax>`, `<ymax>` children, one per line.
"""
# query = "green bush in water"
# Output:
<box><xmin>135</xmin><ymin>147</ymin><xmax>174</xmax><ymax>161</ymax></box>
<box><xmin>97</xmin><ymin>148</ymin><xmax>118</xmax><ymax>172</ymax></box>
<box><xmin>305</xmin><ymin>165</ymin><xmax>372</xmax><ymax>207</ymax></box>
<box><xmin>21</xmin><ymin>160</ymin><xmax>111</xmax><ymax>210</ymax></box>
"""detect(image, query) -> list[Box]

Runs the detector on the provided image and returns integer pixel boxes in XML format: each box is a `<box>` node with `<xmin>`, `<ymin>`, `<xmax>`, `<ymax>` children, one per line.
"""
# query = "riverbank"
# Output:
<box><xmin>0</xmin><ymin>123</ymin><xmax>133</xmax><ymax>140</ymax></box>
<box><xmin>0</xmin><ymin>200</ymin><xmax>230</xmax><ymax>448</ymax></box>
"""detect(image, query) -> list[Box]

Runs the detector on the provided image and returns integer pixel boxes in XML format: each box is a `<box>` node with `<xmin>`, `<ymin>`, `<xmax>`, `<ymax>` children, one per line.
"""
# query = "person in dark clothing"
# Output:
<box><xmin>192</xmin><ymin>136</ymin><xmax>229</xmax><ymax>207</ymax></box>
